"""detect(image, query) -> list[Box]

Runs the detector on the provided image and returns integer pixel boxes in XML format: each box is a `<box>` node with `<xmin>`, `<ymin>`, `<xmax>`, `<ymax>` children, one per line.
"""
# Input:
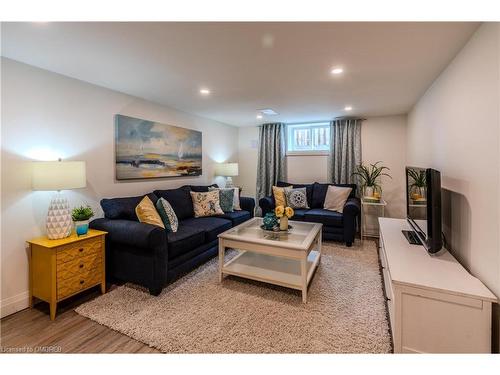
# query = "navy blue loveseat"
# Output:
<box><xmin>90</xmin><ymin>184</ymin><xmax>255</xmax><ymax>295</ymax></box>
<box><xmin>259</xmin><ymin>181</ymin><xmax>360</xmax><ymax>246</ymax></box>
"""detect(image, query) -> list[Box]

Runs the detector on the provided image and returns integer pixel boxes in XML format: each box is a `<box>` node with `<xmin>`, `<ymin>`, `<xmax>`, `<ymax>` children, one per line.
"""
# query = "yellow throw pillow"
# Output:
<box><xmin>135</xmin><ymin>196</ymin><xmax>165</xmax><ymax>228</ymax></box>
<box><xmin>272</xmin><ymin>185</ymin><xmax>293</xmax><ymax>207</ymax></box>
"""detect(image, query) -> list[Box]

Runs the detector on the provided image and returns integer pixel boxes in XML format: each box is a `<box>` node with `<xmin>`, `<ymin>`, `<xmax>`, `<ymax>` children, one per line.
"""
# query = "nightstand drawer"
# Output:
<box><xmin>57</xmin><ymin>267</ymin><xmax>102</xmax><ymax>300</ymax></box>
<box><xmin>56</xmin><ymin>237</ymin><xmax>102</xmax><ymax>265</ymax></box>
<box><xmin>57</xmin><ymin>252</ymin><xmax>102</xmax><ymax>282</ymax></box>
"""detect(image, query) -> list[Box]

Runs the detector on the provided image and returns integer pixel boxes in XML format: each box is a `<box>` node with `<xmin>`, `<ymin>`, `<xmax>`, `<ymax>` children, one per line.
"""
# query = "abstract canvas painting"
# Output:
<box><xmin>115</xmin><ymin>114</ymin><xmax>202</xmax><ymax>180</ymax></box>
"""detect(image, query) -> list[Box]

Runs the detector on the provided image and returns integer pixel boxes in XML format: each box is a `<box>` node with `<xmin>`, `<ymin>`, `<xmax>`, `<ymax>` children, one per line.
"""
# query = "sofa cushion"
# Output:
<box><xmin>153</xmin><ymin>186</ymin><xmax>194</xmax><ymax>220</ymax></box>
<box><xmin>290</xmin><ymin>209</ymin><xmax>308</xmax><ymax>221</ymax></box>
<box><xmin>285</xmin><ymin>187</ymin><xmax>310</xmax><ymax>209</ymax></box>
<box><xmin>304</xmin><ymin>208</ymin><xmax>343</xmax><ymax>227</ymax></box>
<box><xmin>181</xmin><ymin>217</ymin><xmax>232</xmax><ymax>242</ymax></box>
<box><xmin>167</xmin><ymin>225</ymin><xmax>205</xmax><ymax>259</ymax></box>
<box><xmin>311</xmin><ymin>183</ymin><xmax>357</xmax><ymax>209</ymax></box>
<box><xmin>101</xmin><ymin>193</ymin><xmax>159</xmax><ymax>221</ymax></box>
<box><xmin>190</xmin><ymin>191</ymin><xmax>224</xmax><ymax>217</ymax></box>
<box><xmin>216</xmin><ymin>210</ymin><xmax>251</xmax><ymax>226</ymax></box>
<box><xmin>323</xmin><ymin>185</ymin><xmax>353</xmax><ymax>213</ymax></box>
<box><xmin>208</xmin><ymin>187</ymin><xmax>235</xmax><ymax>213</ymax></box>
<box><xmin>272</xmin><ymin>186</ymin><xmax>292</xmax><ymax>207</ymax></box>
<box><xmin>183</xmin><ymin>184</ymin><xmax>218</xmax><ymax>192</ymax></box>
<box><xmin>156</xmin><ymin>197</ymin><xmax>179</xmax><ymax>232</ymax></box>
<box><xmin>277</xmin><ymin>181</ymin><xmax>314</xmax><ymax>207</ymax></box>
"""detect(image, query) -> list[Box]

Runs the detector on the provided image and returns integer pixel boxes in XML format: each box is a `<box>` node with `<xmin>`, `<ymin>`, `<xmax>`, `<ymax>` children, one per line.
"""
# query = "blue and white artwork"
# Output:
<box><xmin>115</xmin><ymin>114</ymin><xmax>202</xmax><ymax>180</ymax></box>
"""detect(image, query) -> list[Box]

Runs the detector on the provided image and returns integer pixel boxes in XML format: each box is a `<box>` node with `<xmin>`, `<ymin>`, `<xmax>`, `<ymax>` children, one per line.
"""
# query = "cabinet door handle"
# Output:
<box><xmin>79</xmin><ymin>264</ymin><xmax>84</xmax><ymax>269</ymax></box>
<box><xmin>79</xmin><ymin>248</ymin><xmax>84</xmax><ymax>253</ymax></box>
<box><xmin>80</xmin><ymin>280</ymin><xmax>85</xmax><ymax>285</ymax></box>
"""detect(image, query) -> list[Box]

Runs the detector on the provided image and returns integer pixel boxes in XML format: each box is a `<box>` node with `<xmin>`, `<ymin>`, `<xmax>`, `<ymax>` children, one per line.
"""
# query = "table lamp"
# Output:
<box><xmin>215</xmin><ymin>163</ymin><xmax>239</xmax><ymax>188</ymax></box>
<box><xmin>32</xmin><ymin>160</ymin><xmax>86</xmax><ymax>239</ymax></box>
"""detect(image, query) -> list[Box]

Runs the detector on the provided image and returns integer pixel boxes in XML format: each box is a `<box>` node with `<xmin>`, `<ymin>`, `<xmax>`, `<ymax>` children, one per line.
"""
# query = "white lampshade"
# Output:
<box><xmin>32</xmin><ymin>161</ymin><xmax>86</xmax><ymax>191</ymax></box>
<box><xmin>215</xmin><ymin>163</ymin><xmax>239</xmax><ymax>177</ymax></box>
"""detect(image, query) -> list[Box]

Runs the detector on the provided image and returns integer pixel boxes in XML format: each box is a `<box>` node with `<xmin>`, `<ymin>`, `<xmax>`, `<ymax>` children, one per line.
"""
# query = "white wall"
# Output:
<box><xmin>362</xmin><ymin>116</ymin><xmax>407</xmax><ymax>218</ymax></box>
<box><xmin>406</xmin><ymin>23</ymin><xmax>500</xmax><ymax>351</ymax></box>
<box><xmin>237</xmin><ymin>115</ymin><xmax>407</xmax><ymax>219</ymax></box>
<box><xmin>0</xmin><ymin>58</ymin><xmax>239</xmax><ymax>317</ymax></box>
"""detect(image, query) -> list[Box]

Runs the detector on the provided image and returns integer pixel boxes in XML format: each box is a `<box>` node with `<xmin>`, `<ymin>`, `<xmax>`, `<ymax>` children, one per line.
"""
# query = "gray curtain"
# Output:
<box><xmin>256</xmin><ymin>123</ymin><xmax>287</xmax><ymax>213</ymax></box>
<box><xmin>327</xmin><ymin>118</ymin><xmax>362</xmax><ymax>184</ymax></box>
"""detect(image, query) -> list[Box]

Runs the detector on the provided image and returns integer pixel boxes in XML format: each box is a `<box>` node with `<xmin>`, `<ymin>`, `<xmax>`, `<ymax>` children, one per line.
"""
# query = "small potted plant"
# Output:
<box><xmin>72</xmin><ymin>205</ymin><xmax>94</xmax><ymax>236</ymax></box>
<box><xmin>275</xmin><ymin>205</ymin><xmax>294</xmax><ymax>231</ymax></box>
<box><xmin>352</xmin><ymin>161</ymin><xmax>392</xmax><ymax>199</ymax></box>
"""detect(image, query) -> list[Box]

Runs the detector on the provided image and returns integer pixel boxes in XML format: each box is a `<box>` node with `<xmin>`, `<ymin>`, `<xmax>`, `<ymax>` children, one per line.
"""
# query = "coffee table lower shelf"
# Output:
<box><xmin>221</xmin><ymin>250</ymin><xmax>320</xmax><ymax>301</ymax></box>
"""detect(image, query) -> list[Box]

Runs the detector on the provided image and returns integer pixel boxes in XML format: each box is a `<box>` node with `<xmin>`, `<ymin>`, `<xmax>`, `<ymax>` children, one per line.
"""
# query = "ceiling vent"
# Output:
<box><xmin>259</xmin><ymin>108</ymin><xmax>279</xmax><ymax>116</ymax></box>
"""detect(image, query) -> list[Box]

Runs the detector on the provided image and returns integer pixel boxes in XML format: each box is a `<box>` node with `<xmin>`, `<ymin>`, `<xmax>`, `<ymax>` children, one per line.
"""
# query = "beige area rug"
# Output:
<box><xmin>75</xmin><ymin>240</ymin><xmax>392</xmax><ymax>353</ymax></box>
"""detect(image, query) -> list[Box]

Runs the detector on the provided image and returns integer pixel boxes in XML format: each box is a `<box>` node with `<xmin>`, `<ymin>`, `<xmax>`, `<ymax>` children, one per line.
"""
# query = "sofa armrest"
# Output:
<box><xmin>239</xmin><ymin>196</ymin><xmax>255</xmax><ymax>217</ymax></box>
<box><xmin>343</xmin><ymin>197</ymin><xmax>361</xmax><ymax>217</ymax></box>
<box><xmin>90</xmin><ymin>218</ymin><xmax>167</xmax><ymax>251</ymax></box>
<box><xmin>342</xmin><ymin>197</ymin><xmax>361</xmax><ymax>245</ymax></box>
<box><xmin>259</xmin><ymin>196</ymin><xmax>275</xmax><ymax>216</ymax></box>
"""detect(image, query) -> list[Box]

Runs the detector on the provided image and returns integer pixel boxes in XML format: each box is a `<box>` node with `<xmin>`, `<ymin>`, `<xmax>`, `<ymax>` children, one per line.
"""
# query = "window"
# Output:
<box><xmin>286</xmin><ymin>122</ymin><xmax>330</xmax><ymax>154</ymax></box>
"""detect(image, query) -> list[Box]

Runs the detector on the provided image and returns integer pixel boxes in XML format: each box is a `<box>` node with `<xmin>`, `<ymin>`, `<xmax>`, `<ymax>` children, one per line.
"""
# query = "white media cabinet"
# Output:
<box><xmin>379</xmin><ymin>218</ymin><xmax>497</xmax><ymax>353</ymax></box>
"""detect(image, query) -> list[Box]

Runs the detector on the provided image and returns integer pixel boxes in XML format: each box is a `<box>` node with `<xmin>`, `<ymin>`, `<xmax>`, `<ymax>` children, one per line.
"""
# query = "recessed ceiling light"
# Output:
<box><xmin>199</xmin><ymin>88</ymin><xmax>211</xmax><ymax>95</ymax></box>
<box><xmin>331</xmin><ymin>67</ymin><xmax>344</xmax><ymax>75</ymax></box>
<box><xmin>344</xmin><ymin>106</ymin><xmax>353</xmax><ymax>111</ymax></box>
<box><xmin>256</xmin><ymin>114</ymin><xmax>263</xmax><ymax>119</ymax></box>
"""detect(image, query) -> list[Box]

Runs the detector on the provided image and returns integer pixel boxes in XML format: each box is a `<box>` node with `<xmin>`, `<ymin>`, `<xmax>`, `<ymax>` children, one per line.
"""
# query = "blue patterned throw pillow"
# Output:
<box><xmin>209</xmin><ymin>187</ymin><xmax>235</xmax><ymax>213</ymax></box>
<box><xmin>285</xmin><ymin>187</ymin><xmax>309</xmax><ymax>209</ymax></box>
<box><xmin>155</xmin><ymin>197</ymin><xmax>179</xmax><ymax>232</ymax></box>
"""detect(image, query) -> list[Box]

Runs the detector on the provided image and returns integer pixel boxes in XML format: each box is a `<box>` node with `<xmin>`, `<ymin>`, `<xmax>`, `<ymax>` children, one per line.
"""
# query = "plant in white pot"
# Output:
<box><xmin>352</xmin><ymin>161</ymin><xmax>392</xmax><ymax>199</ymax></box>
<box><xmin>72</xmin><ymin>205</ymin><xmax>94</xmax><ymax>236</ymax></box>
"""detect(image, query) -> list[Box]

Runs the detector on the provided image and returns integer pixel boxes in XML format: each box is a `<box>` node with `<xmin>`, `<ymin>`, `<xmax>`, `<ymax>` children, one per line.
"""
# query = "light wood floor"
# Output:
<box><xmin>1</xmin><ymin>286</ymin><xmax>160</xmax><ymax>353</ymax></box>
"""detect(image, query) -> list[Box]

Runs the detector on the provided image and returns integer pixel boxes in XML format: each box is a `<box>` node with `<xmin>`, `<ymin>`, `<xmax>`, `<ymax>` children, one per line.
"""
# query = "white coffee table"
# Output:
<box><xmin>217</xmin><ymin>217</ymin><xmax>322</xmax><ymax>303</ymax></box>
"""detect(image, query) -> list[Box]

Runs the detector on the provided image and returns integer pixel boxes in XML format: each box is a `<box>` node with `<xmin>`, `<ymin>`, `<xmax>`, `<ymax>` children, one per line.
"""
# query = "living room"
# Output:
<box><xmin>1</xmin><ymin>0</ymin><xmax>500</xmax><ymax>371</ymax></box>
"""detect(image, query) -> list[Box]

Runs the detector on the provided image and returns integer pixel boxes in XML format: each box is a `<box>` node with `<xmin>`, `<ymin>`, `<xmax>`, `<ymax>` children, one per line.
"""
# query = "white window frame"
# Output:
<box><xmin>286</xmin><ymin>122</ymin><xmax>331</xmax><ymax>156</ymax></box>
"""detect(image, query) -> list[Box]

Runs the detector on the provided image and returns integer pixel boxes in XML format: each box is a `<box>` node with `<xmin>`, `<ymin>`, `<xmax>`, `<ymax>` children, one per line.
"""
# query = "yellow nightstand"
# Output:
<box><xmin>27</xmin><ymin>229</ymin><xmax>107</xmax><ymax>320</ymax></box>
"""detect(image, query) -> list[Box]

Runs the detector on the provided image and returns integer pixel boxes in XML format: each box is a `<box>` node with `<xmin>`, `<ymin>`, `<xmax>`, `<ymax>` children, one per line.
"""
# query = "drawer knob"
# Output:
<box><xmin>79</xmin><ymin>248</ymin><xmax>84</xmax><ymax>252</ymax></box>
<box><xmin>79</xmin><ymin>264</ymin><xmax>84</xmax><ymax>269</ymax></box>
<box><xmin>80</xmin><ymin>280</ymin><xmax>85</xmax><ymax>285</ymax></box>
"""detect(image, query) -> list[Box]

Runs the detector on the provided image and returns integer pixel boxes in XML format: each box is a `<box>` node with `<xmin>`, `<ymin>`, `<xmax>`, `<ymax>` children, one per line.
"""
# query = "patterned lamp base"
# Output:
<box><xmin>225</xmin><ymin>176</ymin><xmax>234</xmax><ymax>188</ymax></box>
<box><xmin>46</xmin><ymin>195</ymin><xmax>72</xmax><ymax>239</ymax></box>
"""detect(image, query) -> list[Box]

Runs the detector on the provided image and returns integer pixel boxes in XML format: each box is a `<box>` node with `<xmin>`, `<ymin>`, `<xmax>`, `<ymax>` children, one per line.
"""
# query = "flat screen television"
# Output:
<box><xmin>404</xmin><ymin>167</ymin><xmax>443</xmax><ymax>254</ymax></box>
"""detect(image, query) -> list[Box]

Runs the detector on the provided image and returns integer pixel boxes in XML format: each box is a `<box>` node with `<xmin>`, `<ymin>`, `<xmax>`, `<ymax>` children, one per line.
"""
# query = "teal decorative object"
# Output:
<box><xmin>263</xmin><ymin>213</ymin><xmax>278</xmax><ymax>230</ymax></box>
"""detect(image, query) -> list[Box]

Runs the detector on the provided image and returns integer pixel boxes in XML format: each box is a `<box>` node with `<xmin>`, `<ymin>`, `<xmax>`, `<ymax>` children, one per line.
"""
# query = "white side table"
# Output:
<box><xmin>361</xmin><ymin>198</ymin><xmax>387</xmax><ymax>240</ymax></box>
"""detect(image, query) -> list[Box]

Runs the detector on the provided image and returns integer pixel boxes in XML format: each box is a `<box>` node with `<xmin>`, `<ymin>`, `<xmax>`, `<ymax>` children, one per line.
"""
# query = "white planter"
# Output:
<box><xmin>364</xmin><ymin>186</ymin><xmax>374</xmax><ymax>198</ymax></box>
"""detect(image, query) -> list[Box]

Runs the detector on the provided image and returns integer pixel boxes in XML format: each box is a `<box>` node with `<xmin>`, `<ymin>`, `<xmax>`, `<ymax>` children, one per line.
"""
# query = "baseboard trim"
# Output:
<box><xmin>1</xmin><ymin>291</ymin><xmax>30</xmax><ymax>318</ymax></box>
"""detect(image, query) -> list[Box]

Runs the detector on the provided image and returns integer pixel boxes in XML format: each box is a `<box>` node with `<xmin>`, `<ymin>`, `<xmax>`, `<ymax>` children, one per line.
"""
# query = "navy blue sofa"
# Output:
<box><xmin>90</xmin><ymin>184</ymin><xmax>255</xmax><ymax>295</ymax></box>
<box><xmin>259</xmin><ymin>181</ymin><xmax>360</xmax><ymax>246</ymax></box>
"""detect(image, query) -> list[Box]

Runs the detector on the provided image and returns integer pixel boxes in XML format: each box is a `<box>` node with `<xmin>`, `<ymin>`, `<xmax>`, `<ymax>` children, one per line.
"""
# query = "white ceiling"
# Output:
<box><xmin>1</xmin><ymin>22</ymin><xmax>479</xmax><ymax>127</ymax></box>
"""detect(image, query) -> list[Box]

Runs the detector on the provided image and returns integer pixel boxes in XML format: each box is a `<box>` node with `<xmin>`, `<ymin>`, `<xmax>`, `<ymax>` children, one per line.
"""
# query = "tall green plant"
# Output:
<box><xmin>352</xmin><ymin>161</ymin><xmax>392</xmax><ymax>192</ymax></box>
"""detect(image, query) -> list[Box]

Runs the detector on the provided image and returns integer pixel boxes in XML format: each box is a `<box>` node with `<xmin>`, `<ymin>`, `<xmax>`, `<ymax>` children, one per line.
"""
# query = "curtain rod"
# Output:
<box><xmin>285</xmin><ymin>117</ymin><xmax>366</xmax><ymax>125</ymax></box>
<box><xmin>258</xmin><ymin>117</ymin><xmax>366</xmax><ymax>127</ymax></box>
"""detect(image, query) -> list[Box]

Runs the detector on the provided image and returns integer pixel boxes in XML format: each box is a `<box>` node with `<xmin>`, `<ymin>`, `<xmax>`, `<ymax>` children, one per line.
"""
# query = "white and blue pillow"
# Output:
<box><xmin>285</xmin><ymin>187</ymin><xmax>309</xmax><ymax>209</ymax></box>
<box><xmin>155</xmin><ymin>197</ymin><xmax>179</xmax><ymax>232</ymax></box>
